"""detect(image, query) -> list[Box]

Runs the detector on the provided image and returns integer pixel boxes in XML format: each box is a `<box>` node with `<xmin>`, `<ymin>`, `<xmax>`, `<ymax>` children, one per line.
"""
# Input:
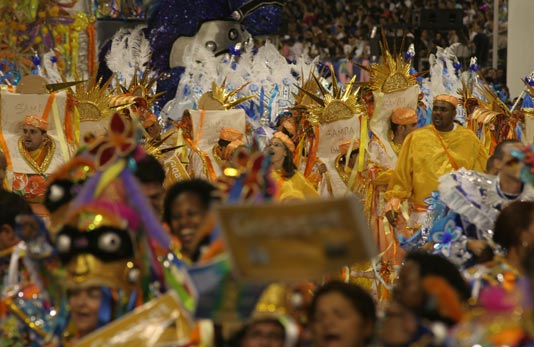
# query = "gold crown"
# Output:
<box><xmin>72</xmin><ymin>73</ymin><xmax>114</xmax><ymax>121</ymax></box>
<box><xmin>198</xmin><ymin>78</ymin><xmax>255</xmax><ymax>110</ymax></box>
<box><xmin>295</xmin><ymin>65</ymin><xmax>363</xmax><ymax>125</ymax></box>
<box><xmin>362</xmin><ymin>34</ymin><xmax>417</xmax><ymax>94</ymax></box>
<box><xmin>118</xmin><ymin>66</ymin><xmax>165</xmax><ymax>109</ymax></box>
<box><xmin>252</xmin><ymin>283</ymin><xmax>288</xmax><ymax>320</ymax></box>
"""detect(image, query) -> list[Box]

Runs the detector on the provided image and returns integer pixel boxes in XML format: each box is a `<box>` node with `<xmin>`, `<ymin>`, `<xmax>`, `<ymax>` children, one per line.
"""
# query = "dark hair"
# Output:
<box><xmin>281</xmin><ymin>145</ymin><xmax>298</xmax><ymax>179</ymax></box>
<box><xmin>492</xmin><ymin>139</ymin><xmax>521</xmax><ymax>160</ymax></box>
<box><xmin>390</xmin><ymin>119</ymin><xmax>399</xmax><ymax>134</ymax></box>
<box><xmin>134</xmin><ymin>154</ymin><xmax>165</xmax><ymax>185</ymax></box>
<box><xmin>228</xmin><ymin>318</ymin><xmax>286</xmax><ymax>347</ymax></box>
<box><xmin>163</xmin><ymin>179</ymin><xmax>218</xmax><ymax>225</ymax></box>
<box><xmin>405</xmin><ymin>252</ymin><xmax>471</xmax><ymax>302</ymax></box>
<box><xmin>494</xmin><ymin>201</ymin><xmax>534</xmax><ymax>251</ymax></box>
<box><xmin>281</xmin><ymin>126</ymin><xmax>294</xmax><ymax>139</ymax></box>
<box><xmin>404</xmin><ymin>252</ymin><xmax>471</xmax><ymax>326</ymax></box>
<box><xmin>0</xmin><ymin>190</ymin><xmax>32</xmax><ymax>228</ymax></box>
<box><xmin>218</xmin><ymin>138</ymin><xmax>231</xmax><ymax>149</ymax></box>
<box><xmin>309</xmin><ymin>281</ymin><xmax>376</xmax><ymax>344</ymax></box>
<box><xmin>523</xmin><ymin>245</ymin><xmax>534</xmax><ymax>278</ymax></box>
<box><xmin>338</xmin><ymin>149</ymin><xmax>359</xmax><ymax>165</ymax></box>
<box><xmin>485</xmin><ymin>155</ymin><xmax>497</xmax><ymax>173</ymax></box>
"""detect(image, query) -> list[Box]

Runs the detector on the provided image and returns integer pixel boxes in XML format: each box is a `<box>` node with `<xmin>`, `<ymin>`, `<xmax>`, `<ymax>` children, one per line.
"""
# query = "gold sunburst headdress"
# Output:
<box><xmin>72</xmin><ymin>73</ymin><xmax>114</xmax><ymax>122</ymax></box>
<box><xmin>472</xmin><ymin>83</ymin><xmax>512</xmax><ymax>125</ymax></box>
<box><xmin>295</xmin><ymin>66</ymin><xmax>363</xmax><ymax>126</ymax></box>
<box><xmin>469</xmin><ymin>82</ymin><xmax>519</xmax><ymax>154</ymax></box>
<box><xmin>458</xmin><ymin>74</ymin><xmax>479</xmax><ymax>117</ymax></box>
<box><xmin>117</xmin><ymin>66</ymin><xmax>165</xmax><ymax>108</ymax></box>
<box><xmin>292</xmin><ymin>69</ymin><xmax>321</xmax><ymax>111</ymax></box>
<box><xmin>144</xmin><ymin>130</ymin><xmax>183</xmax><ymax>160</ymax></box>
<box><xmin>197</xmin><ymin>78</ymin><xmax>255</xmax><ymax>110</ymax></box>
<box><xmin>362</xmin><ymin>35</ymin><xmax>417</xmax><ymax>94</ymax></box>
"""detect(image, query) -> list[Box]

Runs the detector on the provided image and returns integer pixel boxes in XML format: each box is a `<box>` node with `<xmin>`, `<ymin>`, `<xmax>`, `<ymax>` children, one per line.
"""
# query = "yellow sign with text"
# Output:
<box><xmin>76</xmin><ymin>292</ymin><xmax>194</xmax><ymax>347</ymax></box>
<box><xmin>218</xmin><ymin>196</ymin><xmax>376</xmax><ymax>282</ymax></box>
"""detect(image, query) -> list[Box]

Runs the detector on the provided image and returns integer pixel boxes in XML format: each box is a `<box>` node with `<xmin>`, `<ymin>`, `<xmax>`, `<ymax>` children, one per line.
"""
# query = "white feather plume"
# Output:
<box><xmin>43</xmin><ymin>50</ymin><xmax>63</xmax><ymax>83</ymax></box>
<box><xmin>105</xmin><ymin>25</ymin><xmax>151</xmax><ymax>86</ymax></box>
<box><xmin>168</xmin><ymin>40</ymin><xmax>314</xmax><ymax>126</ymax></box>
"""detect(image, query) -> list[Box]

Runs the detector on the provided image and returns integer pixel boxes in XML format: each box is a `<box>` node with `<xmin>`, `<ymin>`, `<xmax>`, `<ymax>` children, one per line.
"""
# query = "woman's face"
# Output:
<box><xmin>380</xmin><ymin>300</ymin><xmax>418</xmax><ymax>346</ymax></box>
<box><xmin>312</xmin><ymin>291</ymin><xmax>370</xmax><ymax>347</ymax></box>
<box><xmin>68</xmin><ymin>286</ymin><xmax>102</xmax><ymax>338</ymax></box>
<box><xmin>267</xmin><ymin>138</ymin><xmax>288</xmax><ymax>165</ymax></box>
<box><xmin>169</xmin><ymin>192</ymin><xmax>206</xmax><ymax>256</ymax></box>
<box><xmin>394</xmin><ymin>260</ymin><xmax>425</xmax><ymax>310</ymax></box>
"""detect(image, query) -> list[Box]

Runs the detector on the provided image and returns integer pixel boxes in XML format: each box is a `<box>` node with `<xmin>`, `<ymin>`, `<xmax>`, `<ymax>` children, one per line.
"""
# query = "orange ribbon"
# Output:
<box><xmin>41</xmin><ymin>93</ymin><xmax>56</xmax><ymax>122</ymax></box>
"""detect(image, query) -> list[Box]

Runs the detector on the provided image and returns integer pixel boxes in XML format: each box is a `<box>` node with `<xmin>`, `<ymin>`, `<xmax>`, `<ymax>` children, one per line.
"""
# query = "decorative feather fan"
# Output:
<box><xmin>105</xmin><ymin>25</ymin><xmax>152</xmax><ymax>88</ymax></box>
<box><xmin>420</xmin><ymin>45</ymin><xmax>462</xmax><ymax>109</ymax></box>
<box><xmin>169</xmin><ymin>40</ymin><xmax>315</xmax><ymax>128</ymax></box>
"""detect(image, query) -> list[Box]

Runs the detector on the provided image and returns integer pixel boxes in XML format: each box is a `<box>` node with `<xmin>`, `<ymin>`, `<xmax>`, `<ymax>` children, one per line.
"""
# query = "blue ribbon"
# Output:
<box><xmin>98</xmin><ymin>287</ymin><xmax>113</xmax><ymax>328</ymax></box>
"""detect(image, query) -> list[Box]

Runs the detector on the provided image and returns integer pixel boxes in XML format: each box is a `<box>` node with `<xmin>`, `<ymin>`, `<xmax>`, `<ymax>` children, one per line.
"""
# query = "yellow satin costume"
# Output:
<box><xmin>386</xmin><ymin>125</ymin><xmax>488</xmax><ymax>209</ymax></box>
<box><xmin>272</xmin><ymin>170</ymin><xmax>319</xmax><ymax>201</ymax></box>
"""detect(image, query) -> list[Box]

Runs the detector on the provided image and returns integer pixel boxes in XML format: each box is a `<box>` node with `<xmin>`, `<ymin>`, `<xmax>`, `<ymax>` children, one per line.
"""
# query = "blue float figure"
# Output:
<box><xmin>98</xmin><ymin>0</ymin><xmax>285</xmax><ymax>111</ymax></box>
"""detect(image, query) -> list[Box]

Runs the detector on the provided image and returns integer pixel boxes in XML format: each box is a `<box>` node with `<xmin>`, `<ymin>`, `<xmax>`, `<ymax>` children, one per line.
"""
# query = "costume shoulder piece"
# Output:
<box><xmin>438</xmin><ymin>169</ymin><xmax>499</xmax><ymax>233</ymax></box>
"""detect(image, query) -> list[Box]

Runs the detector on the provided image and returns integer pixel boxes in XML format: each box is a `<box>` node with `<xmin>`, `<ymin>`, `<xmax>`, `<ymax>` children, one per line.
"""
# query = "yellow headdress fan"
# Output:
<box><xmin>292</xmin><ymin>69</ymin><xmax>321</xmax><ymax>111</ymax></box>
<box><xmin>72</xmin><ymin>73</ymin><xmax>114</xmax><ymax>122</ymax></box>
<box><xmin>470</xmin><ymin>83</ymin><xmax>518</xmax><ymax>154</ymax></box>
<box><xmin>362</xmin><ymin>33</ymin><xmax>417</xmax><ymax>94</ymax></box>
<box><xmin>295</xmin><ymin>65</ymin><xmax>364</xmax><ymax>126</ymax></box>
<box><xmin>197</xmin><ymin>77</ymin><xmax>255</xmax><ymax>110</ymax></box>
<box><xmin>458</xmin><ymin>74</ymin><xmax>479</xmax><ymax>118</ymax></box>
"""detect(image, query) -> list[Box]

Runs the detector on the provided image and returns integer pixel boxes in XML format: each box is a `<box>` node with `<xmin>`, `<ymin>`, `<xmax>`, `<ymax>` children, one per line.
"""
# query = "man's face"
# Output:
<box><xmin>398</xmin><ymin>123</ymin><xmax>418</xmax><ymax>138</ymax></box>
<box><xmin>22</xmin><ymin>125</ymin><xmax>46</xmax><ymax>151</ymax></box>
<box><xmin>432</xmin><ymin>100</ymin><xmax>456</xmax><ymax>131</ymax></box>
<box><xmin>146</xmin><ymin>122</ymin><xmax>162</xmax><ymax>139</ymax></box>
<box><xmin>139</xmin><ymin>182</ymin><xmax>164</xmax><ymax>218</ymax></box>
<box><xmin>0</xmin><ymin>224</ymin><xmax>19</xmax><ymax>250</ymax></box>
<box><xmin>240</xmin><ymin>321</ymin><xmax>285</xmax><ymax>347</ymax></box>
<box><xmin>498</xmin><ymin>143</ymin><xmax>523</xmax><ymax>182</ymax></box>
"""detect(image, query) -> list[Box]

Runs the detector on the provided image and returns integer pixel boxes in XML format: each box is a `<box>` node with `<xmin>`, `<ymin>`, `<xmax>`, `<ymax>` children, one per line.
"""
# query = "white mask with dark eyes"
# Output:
<box><xmin>56</xmin><ymin>234</ymin><xmax>71</xmax><ymax>253</ymax></box>
<box><xmin>98</xmin><ymin>232</ymin><xmax>122</xmax><ymax>253</ymax></box>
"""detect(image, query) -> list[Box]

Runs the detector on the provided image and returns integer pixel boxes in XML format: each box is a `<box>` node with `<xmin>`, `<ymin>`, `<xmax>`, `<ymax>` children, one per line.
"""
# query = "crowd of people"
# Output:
<box><xmin>279</xmin><ymin>0</ymin><xmax>509</xmax><ymax>100</ymax></box>
<box><xmin>1</xmin><ymin>0</ymin><xmax>533</xmax><ymax>346</ymax></box>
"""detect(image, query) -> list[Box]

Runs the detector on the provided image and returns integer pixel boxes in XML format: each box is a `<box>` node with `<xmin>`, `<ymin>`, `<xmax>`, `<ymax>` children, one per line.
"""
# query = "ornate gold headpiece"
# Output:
<box><xmin>472</xmin><ymin>83</ymin><xmax>512</xmax><ymax>124</ymax></box>
<box><xmin>118</xmin><ymin>66</ymin><xmax>165</xmax><ymax>108</ymax></box>
<box><xmin>295</xmin><ymin>66</ymin><xmax>363</xmax><ymax>125</ymax></box>
<box><xmin>362</xmin><ymin>34</ymin><xmax>417</xmax><ymax>94</ymax></box>
<box><xmin>72</xmin><ymin>73</ymin><xmax>114</xmax><ymax>121</ymax></box>
<box><xmin>293</xmin><ymin>69</ymin><xmax>321</xmax><ymax>109</ymax></box>
<box><xmin>197</xmin><ymin>78</ymin><xmax>255</xmax><ymax>110</ymax></box>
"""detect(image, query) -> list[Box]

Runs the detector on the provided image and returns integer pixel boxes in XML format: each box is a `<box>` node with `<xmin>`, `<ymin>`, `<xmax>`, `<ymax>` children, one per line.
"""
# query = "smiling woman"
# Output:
<box><xmin>163</xmin><ymin>179</ymin><xmax>220</xmax><ymax>263</ymax></box>
<box><xmin>67</xmin><ymin>286</ymin><xmax>103</xmax><ymax>338</ymax></box>
<box><xmin>267</xmin><ymin>132</ymin><xmax>319</xmax><ymax>202</ymax></box>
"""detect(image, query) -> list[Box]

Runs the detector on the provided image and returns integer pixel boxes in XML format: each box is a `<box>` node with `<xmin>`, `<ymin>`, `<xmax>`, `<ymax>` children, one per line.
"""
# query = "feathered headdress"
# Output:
<box><xmin>106</xmin><ymin>26</ymin><xmax>152</xmax><ymax>88</ymax></box>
